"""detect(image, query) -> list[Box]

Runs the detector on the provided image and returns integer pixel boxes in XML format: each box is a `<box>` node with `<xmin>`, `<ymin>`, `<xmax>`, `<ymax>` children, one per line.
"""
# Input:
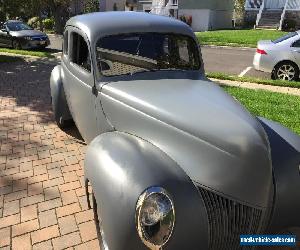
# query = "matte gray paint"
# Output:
<box><xmin>85</xmin><ymin>132</ymin><xmax>209</xmax><ymax>250</ymax></box>
<box><xmin>66</xmin><ymin>12</ymin><xmax>195</xmax><ymax>58</ymax></box>
<box><xmin>49</xmin><ymin>12</ymin><xmax>300</xmax><ymax>248</ymax></box>
<box><xmin>50</xmin><ymin>65</ymin><xmax>72</xmax><ymax>123</ymax></box>
<box><xmin>258</xmin><ymin>118</ymin><xmax>300</xmax><ymax>233</ymax></box>
<box><xmin>100</xmin><ymin>78</ymin><xmax>273</xmax><ymax>208</ymax></box>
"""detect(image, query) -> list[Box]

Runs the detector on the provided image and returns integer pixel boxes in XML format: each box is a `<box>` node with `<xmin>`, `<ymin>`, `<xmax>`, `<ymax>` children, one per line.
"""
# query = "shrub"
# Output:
<box><xmin>283</xmin><ymin>19</ymin><xmax>297</xmax><ymax>31</ymax></box>
<box><xmin>27</xmin><ymin>16</ymin><xmax>39</xmax><ymax>29</ymax></box>
<box><xmin>42</xmin><ymin>18</ymin><xmax>54</xmax><ymax>30</ymax></box>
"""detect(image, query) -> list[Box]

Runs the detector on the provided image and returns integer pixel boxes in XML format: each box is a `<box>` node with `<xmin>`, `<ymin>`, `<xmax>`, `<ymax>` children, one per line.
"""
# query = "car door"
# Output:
<box><xmin>291</xmin><ymin>38</ymin><xmax>300</xmax><ymax>67</ymax></box>
<box><xmin>62</xmin><ymin>27</ymin><xmax>99</xmax><ymax>142</ymax></box>
<box><xmin>1</xmin><ymin>24</ymin><xmax>12</xmax><ymax>47</ymax></box>
<box><xmin>0</xmin><ymin>24</ymin><xmax>8</xmax><ymax>47</ymax></box>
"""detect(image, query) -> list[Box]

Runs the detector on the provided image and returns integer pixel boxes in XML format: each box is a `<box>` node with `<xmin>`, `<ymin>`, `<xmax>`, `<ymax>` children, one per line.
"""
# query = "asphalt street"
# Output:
<box><xmin>47</xmin><ymin>35</ymin><xmax>271</xmax><ymax>79</ymax></box>
<box><xmin>201</xmin><ymin>46</ymin><xmax>270</xmax><ymax>79</ymax></box>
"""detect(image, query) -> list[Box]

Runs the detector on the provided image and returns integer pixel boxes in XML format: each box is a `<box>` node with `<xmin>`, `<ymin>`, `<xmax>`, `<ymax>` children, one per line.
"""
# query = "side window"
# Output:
<box><xmin>292</xmin><ymin>40</ymin><xmax>300</xmax><ymax>48</ymax></box>
<box><xmin>63</xmin><ymin>31</ymin><xmax>68</xmax><ymax>55</ymax></box>
<box><xmin>70</xmin><ymin>32</ymin><xmax>91</xmax><ymax>72</ymax></box>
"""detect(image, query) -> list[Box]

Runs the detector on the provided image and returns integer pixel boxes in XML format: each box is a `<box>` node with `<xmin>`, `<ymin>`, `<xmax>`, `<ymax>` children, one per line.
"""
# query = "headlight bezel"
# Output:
<box><xmin>136</xmin><ymin>186</ymin><xmax>175</xmax><ymax>249</ymax></box>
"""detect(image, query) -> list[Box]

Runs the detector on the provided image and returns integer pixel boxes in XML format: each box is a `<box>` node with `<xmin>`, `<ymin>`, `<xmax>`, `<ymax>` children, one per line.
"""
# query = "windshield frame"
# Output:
<box><xmin>6</xmin><ymin>22</ymin><xmax>33</xmax><ymax>32</ymax></box>
<box><xmin>94</xmin><ymin>32</ymin><xmax>202</xmax><ymax>80</ymax></box>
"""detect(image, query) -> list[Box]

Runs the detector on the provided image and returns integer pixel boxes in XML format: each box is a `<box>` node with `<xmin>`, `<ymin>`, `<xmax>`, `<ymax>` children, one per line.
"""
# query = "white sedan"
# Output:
<box><xmin>253</xmin><ymin>31</ymin><xmax>300</xmax><ymax>81</ymax></box>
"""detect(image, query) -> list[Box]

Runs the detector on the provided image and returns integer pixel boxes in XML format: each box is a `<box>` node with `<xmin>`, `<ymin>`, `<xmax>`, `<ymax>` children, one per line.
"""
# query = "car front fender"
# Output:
<box><xmin>84</xmin><ymin>132</ymin><xmax>208</xmax><ymax>250</ymax></box>
<box><xmin>50</xmin><ymin>65</ymin><xmax>72</xmax><ymax>122</ymax></box>
<box><xmin>258</xmin><ymin>117</ymin><xmax>300</xmax><ymax>233</ymax></box>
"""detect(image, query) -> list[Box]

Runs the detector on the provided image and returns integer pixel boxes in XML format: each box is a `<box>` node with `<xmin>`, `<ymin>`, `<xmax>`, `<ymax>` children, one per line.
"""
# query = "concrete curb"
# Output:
<box><xmin>202</xmin><ymin>44</ymin><xmax>256</xmax><ymax>51</ymax></box>
<box><xmin>210</xmin><ymin>78</ymin><xmax>300</xmax><ymax>96</ymax></box>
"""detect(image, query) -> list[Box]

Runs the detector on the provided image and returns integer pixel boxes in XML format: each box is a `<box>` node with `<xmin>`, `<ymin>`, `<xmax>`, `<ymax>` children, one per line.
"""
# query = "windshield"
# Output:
<box><xmin>272</xmin><ymin>32</ymin><xmax>297</xmax><ymax>44</ymax></box>
<box><xmin>96</xmin><ymin>33</ymin><xmax>201</xmax><ymax>77</ymax></box>
<box><xmin>6</xmin><ymin>22</ymin><xmax>33</xmax><ymax>31</ymax></box>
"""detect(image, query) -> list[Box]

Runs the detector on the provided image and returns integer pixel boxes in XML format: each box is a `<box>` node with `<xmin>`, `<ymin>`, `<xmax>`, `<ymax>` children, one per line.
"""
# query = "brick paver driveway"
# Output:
<box><xmin>0</xmin><ymin>58</ymin><xmax>100</xmax><ymax>250</ymax></box>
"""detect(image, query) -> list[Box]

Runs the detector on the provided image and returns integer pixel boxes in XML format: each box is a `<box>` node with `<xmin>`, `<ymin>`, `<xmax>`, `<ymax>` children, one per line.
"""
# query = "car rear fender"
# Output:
<box><xmin>84</xmin><ymin>131</ymin><xmax>208</xmax><ymax>250</ymax></box>
<box><xmin>258</xmin><ymin>117</ymin><xmax>300</xmax><ymax>233</ymax></box>
<box><xmin>50</xmin><ymin>65</ymin><xmax>72</xmax><ymax>122</ymax></box>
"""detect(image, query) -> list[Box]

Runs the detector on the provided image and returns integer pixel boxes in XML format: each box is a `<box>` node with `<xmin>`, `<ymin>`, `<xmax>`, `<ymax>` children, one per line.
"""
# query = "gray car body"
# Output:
<box><xmin>50</xmin><ymin>12</ymin><xmax>300</xmax><ymax>249</ymax></box>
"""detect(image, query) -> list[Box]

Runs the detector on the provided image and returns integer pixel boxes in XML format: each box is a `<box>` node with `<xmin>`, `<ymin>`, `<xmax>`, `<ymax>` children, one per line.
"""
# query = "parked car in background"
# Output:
<box><xmin>51</xmin><ymin>12</ymin><xmax>300</xmax><ymax>250</ymax></box>
<box><xmin>253</xmin><ymin>31</ymin><xmax>300</xmax><ymax>81</ymax></box>
<box><xmin>0</xmin><ymin>20</ymin><xmax>50</xmax><ymax>49</ymax></box>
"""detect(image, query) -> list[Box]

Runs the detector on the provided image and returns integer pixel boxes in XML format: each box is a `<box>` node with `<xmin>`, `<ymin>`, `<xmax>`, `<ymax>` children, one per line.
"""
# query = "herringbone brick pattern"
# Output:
<box><xmin>0</xmin><ymin>59</ymin><xmax>100</xmax><ymax>250</ymax></box>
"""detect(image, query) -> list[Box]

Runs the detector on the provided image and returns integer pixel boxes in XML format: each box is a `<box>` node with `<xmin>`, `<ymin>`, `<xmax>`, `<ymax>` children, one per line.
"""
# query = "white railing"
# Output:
<box><xmin>245</xmin><ymin>0</ymin><xmax>263</xmax><ymax>10</ymax></box>
<box><xmin>286</xmin><ymin>0</ymin><xmax>300</xmax><ymax>9</ymax></box>
<box><xmin>279</xmin><ymin>0</ymin><xmax>289</xmax><ymax>30</ymax></box>
<box><xmin>256</xmin><ymin>0</ymin><xmax>265</xmax><ymax>27</ymax></box>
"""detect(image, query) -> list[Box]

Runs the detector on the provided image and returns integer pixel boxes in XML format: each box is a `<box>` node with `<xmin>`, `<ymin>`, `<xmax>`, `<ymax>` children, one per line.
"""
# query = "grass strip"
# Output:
<box><xmin>196</xmin><ymin>30</ymin><xmax>287</xmax><ymax>48</ymax></box>
<box><xmin>0</xmin><ymin>48</ymin><xmax>54</xmax><ymax>58</ymax></box>
<box><xmin>224</xmin><ymin>86</ymin><xmax>300</xmax><ymax>135</ymax></box>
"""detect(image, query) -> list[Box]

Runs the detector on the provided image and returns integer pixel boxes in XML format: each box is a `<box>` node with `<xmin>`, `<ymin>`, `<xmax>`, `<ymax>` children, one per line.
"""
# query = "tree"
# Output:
<box><xmin>0</xmin><ymin>0</ymin><xmax>27</xmax><ymax>20</ymax></box>
<box><xmin>84</xmin><ymin>0</ymin><xmax>99</xmax><ymax>13</ymax></box>
<box><xmin>234</xmin><ymin>0</ymin><xmax>246</xmax><ymax>27</ymax></box>
<box><xmin>47</xmin><ymin>0</ymin><xmax>71</xmax><ymax>34</ymax></box>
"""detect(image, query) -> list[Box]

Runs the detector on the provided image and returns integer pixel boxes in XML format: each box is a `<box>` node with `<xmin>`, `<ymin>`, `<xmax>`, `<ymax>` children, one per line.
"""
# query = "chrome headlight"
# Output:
<box><xmin>136</xmin><ymin>187</ymin><xmax>175</xmax><ymax>249</ymax></box>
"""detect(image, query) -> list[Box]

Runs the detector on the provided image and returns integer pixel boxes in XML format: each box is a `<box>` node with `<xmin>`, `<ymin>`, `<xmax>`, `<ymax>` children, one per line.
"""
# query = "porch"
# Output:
<box><xmin>245</xmin><ymin>0</ymin><xmax>300</xmax><ymax>29</ymax></box>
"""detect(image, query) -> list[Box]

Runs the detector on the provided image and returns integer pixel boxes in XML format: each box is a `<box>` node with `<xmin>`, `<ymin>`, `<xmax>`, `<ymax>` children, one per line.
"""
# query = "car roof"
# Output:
<box><xmin>66</xmin><ymin>11</ymin><xmax>195</xmax><ymax>45</ymax></box>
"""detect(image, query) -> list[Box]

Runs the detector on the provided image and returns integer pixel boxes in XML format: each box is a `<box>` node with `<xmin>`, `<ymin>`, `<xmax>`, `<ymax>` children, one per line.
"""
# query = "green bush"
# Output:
<box><xmin>283</xmin><ymin>19</ymin><xmax>297</xmax><ymax>31</ymax></box>
<box><xmin>27</xmin><ymin>16</ymin><xmax>39</xmax><ymax>28</ymax></box>
<box><xmin>42</xmin><ymin>18</ymin><xmax>54</xmax><ymax>30</ymax></box>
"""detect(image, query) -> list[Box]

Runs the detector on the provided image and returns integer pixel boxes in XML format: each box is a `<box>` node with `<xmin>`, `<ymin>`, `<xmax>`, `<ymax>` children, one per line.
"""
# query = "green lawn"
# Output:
<box><xmin>224</xmin><ymin>86</ymin><xmax>300</xmax><ymax>135</ymax></box>
<box><xmin>0</xmin><ymin>48</ymin><xmax>54</xmax><ymax>58</ymax></box>
<box><xmin>196</xmin><ymin>30</ymin><xmax>287</xmax><ymax>48</ymax></box>
<box><xmin>207</xmin><ymin>72</ymin><xmax>300</xmax><ymax>89</ymax></box>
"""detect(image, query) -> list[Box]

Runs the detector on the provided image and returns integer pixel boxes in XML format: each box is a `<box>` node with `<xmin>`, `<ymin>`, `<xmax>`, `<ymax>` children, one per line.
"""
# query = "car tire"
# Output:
<box><xmin>92</xmin><ymin>192</ymin><xmax>108</xmax><ymax>250</ymax></box>
<box><xmin>273</xmin><ymin>61</ymin><xmax>299</xmax><ymax>81</ymax></box>
<box><xmin>12</xmin><ymin>40</ymin><xmax>22</xmax><ymax>50</ymax></box>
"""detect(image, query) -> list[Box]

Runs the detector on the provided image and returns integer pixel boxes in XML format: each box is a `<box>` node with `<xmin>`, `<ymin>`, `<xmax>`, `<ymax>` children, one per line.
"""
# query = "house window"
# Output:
<box><xmin>70</xmin><ymin>32</ymin><xmax>91</xmax><ymax>72</ymax></box>
<box><xmin>63</xmin><ymin>31</ymin><xmax>68</xmax><ymax>55</ymax></box>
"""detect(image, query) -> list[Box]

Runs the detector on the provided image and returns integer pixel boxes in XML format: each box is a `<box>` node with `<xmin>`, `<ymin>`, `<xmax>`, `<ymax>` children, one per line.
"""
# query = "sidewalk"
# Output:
<box><xmin>209</xmin><ymin>78</ymin><xmax>300</xmax><ymax>96</ymax></box>
<box><xmin>0</xmin><ymin>59</ymin><xmax>100</xmax><ymax>250</ymax></box>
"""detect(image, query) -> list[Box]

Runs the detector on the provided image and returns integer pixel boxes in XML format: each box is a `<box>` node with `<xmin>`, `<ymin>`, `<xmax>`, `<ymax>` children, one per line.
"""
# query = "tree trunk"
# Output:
<box><xmin>38</xmin><ymin>12</ymin><xmax>44</xmax><ymax>32</ymax></box>
<box><xmin>53</xmin><ymin>5</ymin><xmax>69</xmax><ymax>34</ymax></box>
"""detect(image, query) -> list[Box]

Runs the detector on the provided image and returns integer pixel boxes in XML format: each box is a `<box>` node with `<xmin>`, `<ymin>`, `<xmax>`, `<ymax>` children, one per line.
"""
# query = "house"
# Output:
<box><xmin>99</xmin><ymin>0</ymin><xmax>234</xmax><ymax>31</ymax></box>
<box><xmin>245</xmin><ymin>0</ymin><xmax>300</xmax><ymax>29</ymax></box>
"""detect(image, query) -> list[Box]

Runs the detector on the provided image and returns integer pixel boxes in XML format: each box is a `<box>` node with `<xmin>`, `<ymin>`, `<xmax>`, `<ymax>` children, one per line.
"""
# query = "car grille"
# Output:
<box><xmin>198</xmin><ymin>187</ymin><xmax>264</xmax><ymax>250</ymax></box>
<box><xmin>32</xmin><ymin>36</ymin><xmax>47</xmax><ymax>41</ymax></box>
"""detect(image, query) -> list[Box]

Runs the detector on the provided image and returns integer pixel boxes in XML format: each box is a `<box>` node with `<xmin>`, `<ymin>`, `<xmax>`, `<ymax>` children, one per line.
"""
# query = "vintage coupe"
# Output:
<box><xmin>50</xmin><ymin>12</ymin><xmax>300</xmax><ymax>250</ymax></box>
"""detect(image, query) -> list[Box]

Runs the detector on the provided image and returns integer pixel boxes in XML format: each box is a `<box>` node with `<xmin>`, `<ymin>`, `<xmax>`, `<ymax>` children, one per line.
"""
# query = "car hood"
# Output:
<box><xmin>101</xmin><ymin>78</ymin><xmax>273</xmax><ymax>207</ymax></box>
<box><xmin>10</xmin><ymin>29</ymin><xmax>46</xmax><ymax>37</ymax></box>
